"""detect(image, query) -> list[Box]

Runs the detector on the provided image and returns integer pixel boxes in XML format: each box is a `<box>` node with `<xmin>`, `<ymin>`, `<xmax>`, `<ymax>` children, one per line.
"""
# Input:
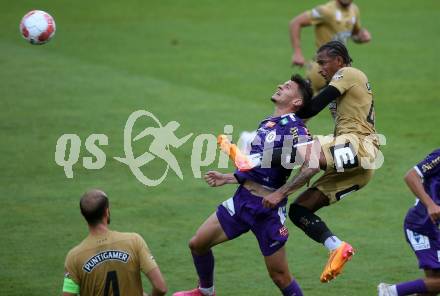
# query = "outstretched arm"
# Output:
<box><xmin>405</xmin><ymin>168</ymin><xmax>440</xmax><ymax>223</ymax></box>
<box><xmin>289</xmin><ymin>12</ymin><xmax>312</xmax><ymax>67</ymax></box>
<box><xmin>204</xmin><ymin>171</ymin><xmax>238</xmax><ymax>187</ymax></box>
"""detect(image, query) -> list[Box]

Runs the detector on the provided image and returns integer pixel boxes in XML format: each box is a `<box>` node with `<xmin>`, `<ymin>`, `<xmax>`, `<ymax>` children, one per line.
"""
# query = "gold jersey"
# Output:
<box><xmin>329</xmin><ymin>66</ymin><xmax>376</xmax><ymax>140</ymax></box>
<box><xmin>307</xmin><ymin>0</ymin><xmax>361</xmax><ymax>48</ymax></box>
<box><xmin>64</xmin><ymin>230</ymin><xmax>157</xmax><ymax>296</ymax></box>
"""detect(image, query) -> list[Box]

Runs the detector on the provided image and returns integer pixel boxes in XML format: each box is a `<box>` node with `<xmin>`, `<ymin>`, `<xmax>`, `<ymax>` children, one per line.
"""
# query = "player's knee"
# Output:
<box><xmin>188</xmin><ymin>235</ymin><xmax>206</xmax><ymax>254</ymax></box>
<box><xmin>289</xmin><ymin>203</ymin><xmax>307</xmax><ymax>227</ymax></box>
<box><xmin>268</xmin><ymin>269</ymin><xmax>292</xmax><ymax>288</ymax></box>
<box><xmin>188</xmin><ymin>236</ymin><xmax>199</xmax><ymax>251</ymax></box>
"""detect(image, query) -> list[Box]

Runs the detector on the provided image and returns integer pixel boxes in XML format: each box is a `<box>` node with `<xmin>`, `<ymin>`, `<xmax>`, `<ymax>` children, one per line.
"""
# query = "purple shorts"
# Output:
<box><xmin>404</xmin><ymin>224</ymin><xmax>440</xmax><ymax>270</ymax></box>
<box><xmin>216</xmin><ymin>185</ymin><xmax>289</xmax><ymax>256</ymax></box>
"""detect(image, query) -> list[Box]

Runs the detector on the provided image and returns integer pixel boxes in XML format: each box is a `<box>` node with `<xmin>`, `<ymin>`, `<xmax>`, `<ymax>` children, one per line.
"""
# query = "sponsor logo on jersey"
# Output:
<box><xmin>332</xmin><ymin>70</ymin><xmax>344</xmax><ymax>81</ymax></box>
<box><xmin>406</xmin><ymin>229</ymin><xmax>430</xmax><ymax>251</ymax></box>
<box><xmin>270</xmin><ymin>241</ymin><xmax>281</xmax><ymax>248</ymax></box>
<box><xmin>288</xmin><ymin>114</ymin><xmax>296</xmax><ymax>121</ymax></box>
<box><xmin>257</xmin><ymin>127</ymin><xmax>269</xmax><ymax>133</ymax></box>
<box><xmin>280</xmin><ymin>118</ymin><xmax>289</xmax><ymax>126</ymax></box>
<box><xmin>366</xmin><ymin>82</ymin><xmax>372</xmax><ymax>93</ymax></box>
<box><xmin>83</xmin><ymin>250</ymin><xmax>130</xmax><ymax>273</ymax></box>
<box><xmin>265</xmin><ymin>121</ymin><xmax>276</xmax><ymax>128</ymax></box>
<box><xmin>266</xmin><ymin>131</ymin><xmax>277</xmax><ymax>143</ymax></box>
<box><xmin>422</xmin><ymin>156</ymin><xmax>440</xmax><ymax>173</ymax></box>
<box><xmin>290</xmin><ymin>127</ymin><xmax>299</xmax><ymax>138</ymax></box>
<box><xmin>279</xmin><ymin>226</ymin><xmax>289</xmax><ymax>237</ymax></box>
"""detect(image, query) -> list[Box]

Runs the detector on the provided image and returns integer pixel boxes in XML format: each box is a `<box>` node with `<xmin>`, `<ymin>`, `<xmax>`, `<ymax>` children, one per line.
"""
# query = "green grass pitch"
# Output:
<box><xmin>1</xmin><ymin>0</ymin><xmax>439</xmax><ymax>295</ymax></box>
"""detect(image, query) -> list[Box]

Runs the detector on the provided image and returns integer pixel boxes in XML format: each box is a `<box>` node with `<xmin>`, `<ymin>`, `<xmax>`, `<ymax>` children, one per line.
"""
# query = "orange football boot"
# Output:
<box><xmin>217</xmin><ymin>134</ymin><xmax>253</xmax><ymax>171</ymax></box>
<box><xmin>320</xmin><ymin>241</ymin><xmax>355</xmax><ymax>283</ymax></box>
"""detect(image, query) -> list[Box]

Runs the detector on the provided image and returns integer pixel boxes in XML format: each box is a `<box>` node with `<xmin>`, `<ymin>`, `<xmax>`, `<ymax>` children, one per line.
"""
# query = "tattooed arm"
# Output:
<box><xmin>262</xmin><ymin>142</ymin><xmax>322</xmax><ymax>208</ymax></box>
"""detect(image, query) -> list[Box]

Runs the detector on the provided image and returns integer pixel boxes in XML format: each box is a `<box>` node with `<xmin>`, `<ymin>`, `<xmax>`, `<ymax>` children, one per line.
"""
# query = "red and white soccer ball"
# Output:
<box><xmin>20</xmin><ymin>10</ymin><xmax>56</xmax><ymax>45</ymax></box>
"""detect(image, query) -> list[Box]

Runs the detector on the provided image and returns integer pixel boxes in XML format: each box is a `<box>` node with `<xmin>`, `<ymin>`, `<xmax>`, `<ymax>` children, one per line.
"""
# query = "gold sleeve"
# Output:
<box><xmin>306</xmin><ymin>4</ymin><xmax>328</xmax><ymax>26</ymax></box>
<box><xmin>135</xmin><ymin>234</ymin><xmax>158</xmax><ymax>274</ymax></box>
<box><xmin>64</xmin><ymin>251</ymin><xmax>80</xmax><ymax>285</ymax></box>
<box><xmin>329</xmin><ymin>68</ymin><xmax>356</xmax><ymax>94</ymax></box>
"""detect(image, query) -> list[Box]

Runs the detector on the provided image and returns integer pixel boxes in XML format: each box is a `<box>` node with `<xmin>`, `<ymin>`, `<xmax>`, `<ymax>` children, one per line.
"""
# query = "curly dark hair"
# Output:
<box><xmin>317</xmin><ymin>40</ymin><xmax>353</xmax><ymax>65</ymax></box>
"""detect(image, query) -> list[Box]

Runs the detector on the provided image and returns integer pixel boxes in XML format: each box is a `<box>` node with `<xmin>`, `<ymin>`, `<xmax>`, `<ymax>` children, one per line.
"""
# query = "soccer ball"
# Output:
<box><xmin>20</xmin><ymin>10</ymin><xmax>56</xmax><ymax>45</ymax></box>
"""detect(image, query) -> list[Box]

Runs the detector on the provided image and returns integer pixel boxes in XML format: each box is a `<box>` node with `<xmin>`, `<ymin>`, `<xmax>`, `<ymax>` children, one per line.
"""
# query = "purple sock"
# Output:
<box><xmin>396</xmin><ymin>279</ymin><xmax>427</xmax><ymax>296</ymax></box>
<box><xmin>281</xmin><ymin>279</ymin><xmax>303</xmax><ymax>296</ymax></box>
<box><xmin>192</xmin><ymin>250</ymin><xmax>214</xmax><ymax>288</ymax></box>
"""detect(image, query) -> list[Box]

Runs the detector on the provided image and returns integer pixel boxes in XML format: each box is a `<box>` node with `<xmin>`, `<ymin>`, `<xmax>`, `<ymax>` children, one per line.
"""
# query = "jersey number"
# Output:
<box><xmin>367</xmin><ymin>100</ymin><xmax>375</xmax><ymax>125</ymax></box>
<box><xmin>104</xmin><ymin>271</ymin><xmax>120</xmax><ymax>296</ymax></box>
<box><xmin>330</xmin><ymin>144</ymin><xmax>359</xmax><ymax>171</ymax></box>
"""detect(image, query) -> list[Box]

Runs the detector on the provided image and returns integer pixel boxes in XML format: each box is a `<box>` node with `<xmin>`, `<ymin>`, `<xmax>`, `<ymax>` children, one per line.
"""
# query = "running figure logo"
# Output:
<box><xmin>114</xmin><ymin>110</ymin><xmax>193</xmax><ymax>186</ymax></box>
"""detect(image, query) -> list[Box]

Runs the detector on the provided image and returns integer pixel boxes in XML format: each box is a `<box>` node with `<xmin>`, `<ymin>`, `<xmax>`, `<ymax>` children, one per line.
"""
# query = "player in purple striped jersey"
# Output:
<box><xmin>378</xmin><ymin>149</ymin><xmax>440</xmax><ymax>296</ymax></box>
<box><xmin>173</xmin><ymin>75</ymin><xmax>316</xmax><ymax>296</ymax></box>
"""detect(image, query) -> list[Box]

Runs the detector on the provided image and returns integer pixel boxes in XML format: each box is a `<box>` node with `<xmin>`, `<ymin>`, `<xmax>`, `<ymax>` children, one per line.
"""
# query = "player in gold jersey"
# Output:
<box><xmin>262</xmin><ymin>41</ymin><xmax>380</xmax><ymax>283</ymax></box>
<box><xmin>289</xmin><ymin>0</ymin><xmax>371</xmax><ymax>96</ymax></box>
<box><xmin>62</xmin><ymin>189</ymin><xmax>167</xmax><ymax>296</ymax></box>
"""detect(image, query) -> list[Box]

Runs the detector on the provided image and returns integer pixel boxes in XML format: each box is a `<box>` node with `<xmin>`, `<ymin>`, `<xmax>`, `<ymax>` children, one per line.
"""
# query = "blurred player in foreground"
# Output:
<box><xmin>378</xmin><ymin>149</ymin><xmax>440</xmax><ymax>296</ymax></box>
<box><xmin>262</xmin><ymin>41</ymin><xmax>379</xmax><ymax>282</ymax></box>
<box><xmin>290</xmin><ymin>0</ymin><xmax>371</xmax><ymax>119</ymax></box>
<box><xmin>62</xmin><ymin>189</ymin><xmax>167</xmax><ymax>296</ymax></box>
<box><xmin>173</xmin><ymin>75</ymin><xmax>314</xmax><ymax>296</ymax></box>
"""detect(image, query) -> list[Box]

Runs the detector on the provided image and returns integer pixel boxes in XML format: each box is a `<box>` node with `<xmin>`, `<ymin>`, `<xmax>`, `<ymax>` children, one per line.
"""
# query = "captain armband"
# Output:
<box><xmin>63</xmin><ymin>276</ymin><xmax>80</xmax><ymax>294</ymax></box>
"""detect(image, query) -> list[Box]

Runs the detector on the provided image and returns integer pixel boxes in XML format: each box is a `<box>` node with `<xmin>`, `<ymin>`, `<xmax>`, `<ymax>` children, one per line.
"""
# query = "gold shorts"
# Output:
<box><xmin>306</xmin><ymin>60</ymin><xmax>327</xmax><ymax>95</ymax></box>
<box><xmin>311</xmin><ymin>134</ymin><xmax>379</xmax><ymax>204</ymax></box>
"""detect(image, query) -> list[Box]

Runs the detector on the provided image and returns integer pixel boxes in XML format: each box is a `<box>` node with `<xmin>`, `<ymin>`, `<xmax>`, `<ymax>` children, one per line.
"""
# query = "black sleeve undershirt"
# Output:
<box><xmin>296</xmin><ymin>85</ymin><xmax>342</xmax><ymax>119</ymax></box>
<box><xmin>266</xmin><ymin>86</ymin><xmax>341</xmax><ymax>167</ymax></box>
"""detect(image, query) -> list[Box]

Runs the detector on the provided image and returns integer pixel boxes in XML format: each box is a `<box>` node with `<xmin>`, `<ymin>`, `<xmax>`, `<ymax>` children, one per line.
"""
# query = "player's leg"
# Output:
<box><xmin>288</xmin><ymin>137</ymin><xmax>358</xmax><ymax>252</ymax></box>
<box><xmin>289</xmin><ymin>187</ymin><xmax>354</xmax><ymax>282</ymax></box>
<box><xmin>378</xmin><ymin>227</ymin><xmax>440</xmax><ymax>296</ymax></box>
<box><xmin>264</xmin><ymin>246</ymin><xmax>303</xmax><ymax>296</ymax></box>
<box><xmin>250</xmin><ymin>196</ymin><xmax>302</xmax><ymax>295</ymax></box>
<box><xmin>289</xmin><ymin>188</ymin><xmax>337</xmax><ymax>249</ymax></box>
<box><xmin>289</xmin><ymin>163</ymin><xmax>373</xmax><ymax>282</ymax></box>
<box><xmin>381</xmin><ymin>228</ymin><xmax>440</xmax><ymax>296</ymax></box>
<box><xmin>419</xmin><ymin>269</ymin><xmax>440</xmax><ymax>295</ymax></box>
<box><xmin>174</xmin><ymin>213</ymin><xmax>228</xmax><ymax>296</ymax></box>
<box><xmin>175</xmin><ymin>189</ymin><xmax>252</xmax><ymax>296</ymax></box>
<box><xmin>377</xmin><ymin>277</ymin><xmax>433</xmax><ymax>296</ymax></box>
<box><xmin>377</xmin><ymin>270</ymin><xmax>440</xmax><ymax>296</ymax></box>
<box><xmin>189</xmin><ymin>212</ymin><xmax>229</xmax><ymax>255</ymax></box>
